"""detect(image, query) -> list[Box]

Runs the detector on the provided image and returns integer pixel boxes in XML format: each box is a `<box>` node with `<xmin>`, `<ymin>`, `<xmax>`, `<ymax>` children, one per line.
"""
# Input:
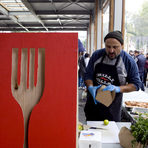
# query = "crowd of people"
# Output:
<box><xmin>129</xmin><ymin>49</ymin><xmax>148</xmax><ymax>89</ymax></box>
<box><xmin>78</xmin><ymin>38</ymin><xmax>148</xmax><ymax>92</ymax></box>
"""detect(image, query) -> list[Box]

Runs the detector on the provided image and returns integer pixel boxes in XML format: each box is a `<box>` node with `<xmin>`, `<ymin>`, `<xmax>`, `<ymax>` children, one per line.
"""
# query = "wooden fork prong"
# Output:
<box><xmin>20</xmin><ymin>48</ymin><xmax>28</xmax><ymax>90</ymax></box>
<box><xmin>29</xmin><ymin>48</ymin><xmax>35</xmax><ymax>89</ymax></box>
<box><xmin>11</xmin><ymin>48</ymin><xmax>19</xmax><ymax>90</ymax></box>
<box><xmin>37</xmin><ymin>48</ymin><xmax>45</xmax><ymax>91</ymax></box>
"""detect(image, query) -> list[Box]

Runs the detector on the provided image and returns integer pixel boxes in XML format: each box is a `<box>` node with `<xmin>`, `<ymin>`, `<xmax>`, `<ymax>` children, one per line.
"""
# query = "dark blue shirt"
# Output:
<box><xmin>84</xmin><ymin>48</ymin><xmax>142</xmax><ymax>90</ymax></box>
<box><xmin>136</xmin><ymin>54</ymin><xmax>146</xmax><ymax>73</ymax></box>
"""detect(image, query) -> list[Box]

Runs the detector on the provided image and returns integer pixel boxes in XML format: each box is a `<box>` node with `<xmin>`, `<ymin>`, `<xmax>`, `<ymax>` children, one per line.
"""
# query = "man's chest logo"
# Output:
<box><xmin>96</xmin><ymin>73</ymin><xmax>114</xmax><ymax>85</ymax></box>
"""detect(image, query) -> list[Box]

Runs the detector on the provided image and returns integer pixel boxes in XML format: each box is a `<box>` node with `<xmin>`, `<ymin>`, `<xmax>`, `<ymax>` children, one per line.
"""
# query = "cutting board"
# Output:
<box><xmin>87</xmin><ymin>121</ymin><xmax>119</xmax><ymax>143</ymax></box>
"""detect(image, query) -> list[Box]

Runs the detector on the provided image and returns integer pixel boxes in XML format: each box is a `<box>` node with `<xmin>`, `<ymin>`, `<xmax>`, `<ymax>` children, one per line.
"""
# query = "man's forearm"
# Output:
<box><xmin>85</xmin><ymin>79</ymin><xmax>93</xmax><ymax>88</ymax></box>
<box><xmin>85</xmin><ymin>80</ymin><xmax>137</xmax><ymax>93</ymax></box>
<box><xmin>119</xmin><ymin>84</ymin><xmax>137</xmax><ymax>93</ymax></box>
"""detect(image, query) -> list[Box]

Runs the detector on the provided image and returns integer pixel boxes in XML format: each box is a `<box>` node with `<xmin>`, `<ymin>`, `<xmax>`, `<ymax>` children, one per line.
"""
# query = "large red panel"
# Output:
<box><xmin>0</xmin><ymin>33</ymin><xmax>78</xmax><ymax>148</ymax></box>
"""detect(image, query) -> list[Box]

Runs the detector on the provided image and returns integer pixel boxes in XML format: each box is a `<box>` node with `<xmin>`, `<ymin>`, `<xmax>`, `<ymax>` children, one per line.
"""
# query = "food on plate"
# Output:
<box><xmin>125</xmin><ymin>101</ymin><xmax>148</xmax><ymax>108</ymax></box>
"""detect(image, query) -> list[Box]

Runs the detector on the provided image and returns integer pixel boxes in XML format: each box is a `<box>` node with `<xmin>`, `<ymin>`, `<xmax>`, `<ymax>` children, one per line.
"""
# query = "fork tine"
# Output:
<box><xmin>27</xmin><ymin>48</ymin><xmax>30</xmax><ymax>89</ymax></box>
<box><xmin>34</xmin><ymin>48</ymin><xmax>38</xmax><ymax>87</ymax></box>
<box><xmin>17</xmin><ymin>48</ymin><xmax>21</xmax><ymax>86</ymax></box>
<box><xmin>20</xmin><ymin>48</ymin><xmax>28</xmax><ymax>90</ymax></box>
<box><xmin>37</xmin><ymin>48</ymin><xmax>45</xmax><ymax>92</ymax></box>
<box><xmin>29</xmin><ymin>48</ymin><xmax>35</xmax><ymax>89</ymax></box>
<box><xmin>11</xmin><ymin>48</ymin><xmax>18</xmax><ymax>90</ymax></box>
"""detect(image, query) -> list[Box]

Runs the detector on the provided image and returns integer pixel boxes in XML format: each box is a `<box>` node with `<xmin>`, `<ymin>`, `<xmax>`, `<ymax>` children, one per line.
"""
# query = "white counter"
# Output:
<box><xmin>103</xmin><ymin>122</ymin><xmax>131</xmax><ymax>148</ymax></box>
<box><xmin>84</xmin><ymin>121</ymin><xmax>131</xmax><ymax>148</ymax></box>
<box><xmin>123</xmin><ymin>90</ymin><xmax>148</xmax><ymax>103</ymax></box>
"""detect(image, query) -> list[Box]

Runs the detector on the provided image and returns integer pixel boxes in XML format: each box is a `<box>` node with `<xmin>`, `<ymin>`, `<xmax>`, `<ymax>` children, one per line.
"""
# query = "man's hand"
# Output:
<box><xmin>103</xmin><ymin>84</ymin><xmax>120</xmax><ymax>93</ymax></box>
<box><xmin>88</xmin><ymin>85</ymin><xmax>101</xmax><ymax>104</ymax></box>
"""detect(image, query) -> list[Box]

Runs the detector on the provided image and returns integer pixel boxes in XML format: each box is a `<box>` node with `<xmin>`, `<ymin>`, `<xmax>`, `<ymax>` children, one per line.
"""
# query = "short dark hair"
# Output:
<box><xmin>84</xmin><ymin>53</ymin><xmax>90</xmax><ymax>58</ymax></box>
<box><xmin>134</xmin><ymin>50</ymin><xmax>140</xmax><ymax>54</ymax></box>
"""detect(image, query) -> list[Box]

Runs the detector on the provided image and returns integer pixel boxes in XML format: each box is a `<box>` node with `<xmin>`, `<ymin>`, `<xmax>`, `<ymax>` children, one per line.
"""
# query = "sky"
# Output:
<box><xmin>78</xmin><ymin>31</ymin><xmax>87</xmax><ymax>41</ymax></box>
<box><xmin>125</xmin><ymin>0</ymin><xmax>146</xmax><ymax>13</ymax></box>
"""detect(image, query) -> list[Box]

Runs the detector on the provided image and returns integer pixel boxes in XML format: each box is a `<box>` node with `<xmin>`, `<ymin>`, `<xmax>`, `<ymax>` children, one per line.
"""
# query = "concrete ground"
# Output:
<box><xmin>78</xmin><ymin>86</ymin><xmax>148</xmax><ymax>124</ymax></box>
<box><xmin>78</xmin><ymin>88</ymin><xmax>87</xmax><ymax>124</ymax></box>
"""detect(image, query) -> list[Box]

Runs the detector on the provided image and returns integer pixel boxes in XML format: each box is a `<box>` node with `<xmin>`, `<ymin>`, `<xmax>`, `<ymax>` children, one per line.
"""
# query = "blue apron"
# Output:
<box><xmin>84</xmin><ymin>54</ymin><xmax>123</xmax><ymax>121</ymax></box>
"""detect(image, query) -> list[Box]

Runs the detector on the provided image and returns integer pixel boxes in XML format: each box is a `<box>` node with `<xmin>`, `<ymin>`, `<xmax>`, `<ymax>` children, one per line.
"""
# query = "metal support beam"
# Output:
<box><xmin>9</xmin><ymin>10</ymin><xmax>92</xmax><ymax>15</ymax></box>
<box><xmin>94</xmin><ymin>0</ymin><xmax>98</xmax><ymax>50</ymax></box>
<box><xmin>21</xmin><ymin>0</ymin><xmax>48</xmax><ymax>31</ymax></box>
<box><xmin>41</xmin><ymin>17</ymin><xmax>90</xmax><ymax>21</ymax></box>
<box><xmin>0</xmin><ymin>4</ymin><xmax>29</xmax><ymax>31</ymax></box>
<box><xmin>35</xmin><ymin>10</ymin><xmax>92</xmax><ymax>15</ymax></box>
<box><xmin>122</xmin><ymin>0</ymin><xmax>125</xmax><ymax>44</ymax></box>
<box><xmin>0</xmin><ymin>23</ymin><xmax>88</xmax><ymax>28</ymax></box>
<box><xmin>0</xmin><ymin>27</ymin><xmax>87</xmax><ymax>31</ymax></box>
<box><xmin>28</xmin><ymin>0</ymin><xmax>95</xmax><ymax>3</ymax></box>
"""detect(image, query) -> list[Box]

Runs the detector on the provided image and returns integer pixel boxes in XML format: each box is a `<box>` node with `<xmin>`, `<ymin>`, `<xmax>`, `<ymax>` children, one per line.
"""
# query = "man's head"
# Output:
<box><xmin>129</xmin><ymin>50</ymin><xmax>134</xmax><ymax>56</ymax></box>
<box><xmin>104</xmin><ymin>31</ymin><xmax>123</xmax><ymax>60</ymax></box>
<box><xmin>134</xmin><ymin>50</ymin><xmax>140</xmax><ymax>57</ymax></box>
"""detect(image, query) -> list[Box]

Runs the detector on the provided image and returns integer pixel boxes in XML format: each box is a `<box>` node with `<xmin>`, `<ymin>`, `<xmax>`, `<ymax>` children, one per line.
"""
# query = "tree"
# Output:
<box><xmin>131</xmin><ymin>1</ymin><xmax>148</xmax><ymax>36</ymax></box>
<box><xmin>126</xmin><ymin>1</ymin><xmax>148</xmax><ymax>50</ymax></box>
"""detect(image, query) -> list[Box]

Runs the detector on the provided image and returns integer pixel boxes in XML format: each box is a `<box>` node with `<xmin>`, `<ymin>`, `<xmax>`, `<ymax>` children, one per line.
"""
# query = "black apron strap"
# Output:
<box><xmin>115</xmin><ymin>55</ymin><xmax>120</xmax><ymax>66</ymax></box>
<box><xmin>100</xmin><ymin>53</ymin><xmax>106</xmax><ymax>63</ymax></box>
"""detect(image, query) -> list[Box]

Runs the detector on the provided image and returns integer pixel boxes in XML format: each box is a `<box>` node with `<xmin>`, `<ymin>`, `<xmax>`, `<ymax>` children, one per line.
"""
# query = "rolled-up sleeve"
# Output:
<box><xmin>125</xmin><ymin>55</ymin><xmax>143</xmax><ymax>91</ymax></box>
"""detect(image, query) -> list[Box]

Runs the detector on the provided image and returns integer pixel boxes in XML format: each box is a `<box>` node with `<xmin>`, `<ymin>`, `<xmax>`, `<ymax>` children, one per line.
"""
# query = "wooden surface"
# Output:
<box><xmin>0</xmin><ymin>33</ymin><xmax>78</xmax><ymax>148</ymax></box>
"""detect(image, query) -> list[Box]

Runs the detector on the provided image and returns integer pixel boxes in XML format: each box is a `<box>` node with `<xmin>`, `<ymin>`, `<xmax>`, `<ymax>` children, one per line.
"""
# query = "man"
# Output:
<box><xmin>134</xmin><ymin>50</ymin><xmax>146</xmax><ymax>90</ymax></box>
<box><xmin>78</xmin><ymin>39</ymin><xmax>86</xmax><ymax>87</ymax></box>
<box><xmin>84</xmin><ymin>31</ymin><xmax>142</xmax><ymax>122</ymax></box>
<box><xmin>129</xmin><ymin>50</ymin><xmax>135</xmax><ymax>59</ymax></box>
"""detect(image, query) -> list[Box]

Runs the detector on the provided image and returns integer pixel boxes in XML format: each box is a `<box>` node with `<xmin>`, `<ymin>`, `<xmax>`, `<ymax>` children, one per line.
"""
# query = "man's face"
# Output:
<box><xmin>79</xmin><ymin>51</ymin><xmax>84</xmax><ymax>57</ymax></box>
<box><xmin>105</xmin><ymin>38</ymin><xmax>122</xmax><ymax>60</ymax></box>
<box><xmin>134</xmin><ymin>52</ymin><xmax>139</xmax><ymax>57</ymax></box>
<box><xmin>129</xmin><ymin>51</ymin><xmax>134</xmax><ymax>56</ymax></box>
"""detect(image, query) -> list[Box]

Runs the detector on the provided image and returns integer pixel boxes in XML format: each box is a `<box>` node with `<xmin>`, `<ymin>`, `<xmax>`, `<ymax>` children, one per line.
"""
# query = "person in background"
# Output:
<box><xmin>84</xmin><ymin>53</ymin><xmax>90</xmax><ymax>67</ymax></box>
<box><xmin>78</xmin><ymin>39</ymin><xmax>86</xmax><ymax>88</ymax></box>
<box><xmin>129</xmin><ymin>50</ymin><xmax>135</xmax><ymax>59</ymax></box>
<box><xmin>84</xmin><ymin>31</ymin><xmax>142</xmax><ymax>122</ymax></box>
<box><xmin>144</xmin><ymin>53</ymin><xmax>148</xmax><ymax>87</ymax></box>
<box><xmin>134</xmin><ymin>50</ymin><xmax>146</xmax><ymax>90</ymax></box>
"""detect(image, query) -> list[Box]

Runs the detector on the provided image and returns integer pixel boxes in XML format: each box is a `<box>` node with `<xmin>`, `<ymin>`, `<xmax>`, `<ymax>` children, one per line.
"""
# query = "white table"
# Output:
<box><xmin>86</xmin><ymin>122</ymin><xmax>131</xmax><ymax>148</ymax></box>
<box><xmin>123</xmin><ymin>90</ymin><xmax>148</xmax><ymax>103</ymax></box>
<box><xmin>103</xmin><ymin>122</ymin><xmax>131</xmax><ymax>148</ymax></box>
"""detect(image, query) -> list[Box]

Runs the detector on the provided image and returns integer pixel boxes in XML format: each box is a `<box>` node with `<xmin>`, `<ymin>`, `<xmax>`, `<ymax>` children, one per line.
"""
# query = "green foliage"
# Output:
<box><xmin>130</xmin><ymin>115</ymin><xmax>148</xmax><ymax>148</ymax></box>
<box><xmin>126</xmin><ymin>1</ymin><xmax>148</xmax><ymax>36</ymax></box>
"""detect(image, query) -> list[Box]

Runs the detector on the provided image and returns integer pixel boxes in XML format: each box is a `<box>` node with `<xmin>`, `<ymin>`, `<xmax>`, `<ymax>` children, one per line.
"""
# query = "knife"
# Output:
<box><xmin>89</xmin><ymin>126</ymin><xmax>107</xmax><ymax>130</ymax></box>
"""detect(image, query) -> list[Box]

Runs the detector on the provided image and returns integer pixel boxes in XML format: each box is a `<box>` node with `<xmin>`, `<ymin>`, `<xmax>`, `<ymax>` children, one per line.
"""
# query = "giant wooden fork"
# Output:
<box><xmin>11</xmin><ymin>48</ymin><xmax>45</xmax><ymax>148</ymax></box>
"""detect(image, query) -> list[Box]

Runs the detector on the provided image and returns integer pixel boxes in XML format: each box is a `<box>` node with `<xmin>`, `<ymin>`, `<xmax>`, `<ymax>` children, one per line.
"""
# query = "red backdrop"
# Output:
<box><xmin>0</xmin><ymin>33</ymin><xmax>78</xmax><ymax>148</ymax></box>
